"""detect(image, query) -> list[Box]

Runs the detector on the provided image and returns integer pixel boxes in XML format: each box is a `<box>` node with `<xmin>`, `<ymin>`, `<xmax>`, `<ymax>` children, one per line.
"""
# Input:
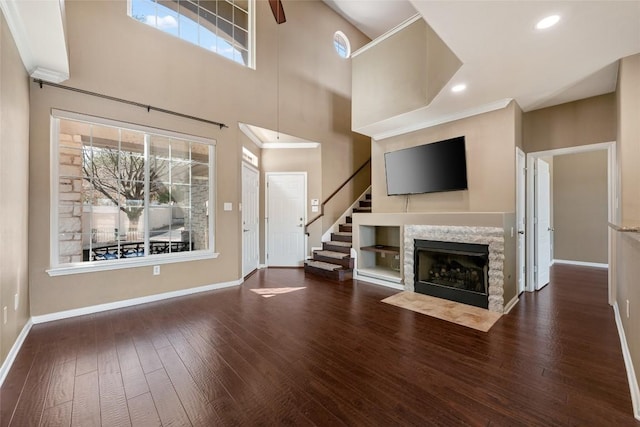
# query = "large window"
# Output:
<box><xmin>50</xmin><ymin>111</ymin><xmax>215</xmax><ymax>275</ymax></box>
<box><xmin>129</xmin><ymin>0</ymin><xmax>254</xmax><ymax>68</ymax></box>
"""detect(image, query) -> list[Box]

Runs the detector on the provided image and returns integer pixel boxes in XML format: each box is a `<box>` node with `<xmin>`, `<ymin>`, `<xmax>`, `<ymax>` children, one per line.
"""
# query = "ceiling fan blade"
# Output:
<box><xmin>269</xmin><ymin>0</ymin><xmax>286</xmax><ymax>24</ymax></box>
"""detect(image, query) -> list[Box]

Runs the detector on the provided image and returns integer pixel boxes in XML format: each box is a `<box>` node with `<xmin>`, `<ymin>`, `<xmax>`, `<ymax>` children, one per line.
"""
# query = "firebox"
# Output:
<box><xmin>414</xmin><ymin>239</ymin><xmax>489</xmax><ymax>309</ymax></box>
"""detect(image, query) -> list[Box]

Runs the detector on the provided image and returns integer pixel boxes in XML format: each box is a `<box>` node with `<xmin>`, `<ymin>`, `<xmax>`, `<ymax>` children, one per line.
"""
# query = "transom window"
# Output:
<box><xmin>129</xmin><ymin>0</ymin><xmax>254</xmax><ymax>68</ymax></box>
<box><xmin>50</xmin><ymin>111</ymin><xmax>216</xmax><ymax>275</ymax></box>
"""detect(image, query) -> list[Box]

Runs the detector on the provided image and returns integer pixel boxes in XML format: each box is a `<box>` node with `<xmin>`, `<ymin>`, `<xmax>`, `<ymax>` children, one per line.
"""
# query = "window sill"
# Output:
<box><xmin>47</xmin><ymin>251</ymin><xmax>219</xmax><ymax>277</ymax></box>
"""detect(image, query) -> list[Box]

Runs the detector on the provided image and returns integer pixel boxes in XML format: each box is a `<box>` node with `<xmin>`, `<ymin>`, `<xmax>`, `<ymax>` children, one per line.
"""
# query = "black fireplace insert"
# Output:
<box><xmin>414</xmin><ymin>239</ymin><xmax>489</xmax><ymax>309</ymax></box>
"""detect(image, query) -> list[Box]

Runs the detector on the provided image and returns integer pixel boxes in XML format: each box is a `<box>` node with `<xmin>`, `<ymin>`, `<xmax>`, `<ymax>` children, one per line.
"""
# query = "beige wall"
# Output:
<box><xmin>351</xmin><ymin>18</ymin><xmax>461</xmax><ymax>133</ymax></box>
<box><xmin>552</xmin><ymin>151</ymin><xmax>608</xmax><ymax>264</ymax></box>
<box><xmin>0</xmin><ymin>14</ymin><xmax>31</xmax><ymax>363</ymax></box>
<box><xmin>372</xmin><ymin>102</ymin><xmax>518</xmax><ymax>213</ymax></box>
<box><xmin>29</xmin><ymin>0</ymin><xmax>370</xmax><ymax>316</ymax></box>
<box><xmin>615</xmin><ymin>53</ymin><xmax>640</xmax><ymax>411</ymax></box>
<box><xmin>523</xmin><ymin>93</ymin><xmax>616</xmax><ymax>153</ymax></box>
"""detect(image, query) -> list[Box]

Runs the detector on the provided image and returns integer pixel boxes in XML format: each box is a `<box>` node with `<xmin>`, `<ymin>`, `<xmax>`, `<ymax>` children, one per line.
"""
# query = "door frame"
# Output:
<box><xmin>516</xmin><ymin>147</ymin><xmax>526</xmax><ymax>294</ymax></box>
<box><xmin>265</xmin><ymin>172</ymin><xmax>307</xmax><ymax>267</ymax></box>
<box><xmin>241</xmin><ymin>162</ymin><xmax>260</xmax><ymax>277</ymax></box>
<box><xmin>525</xmin><ymin>141</ymin><xmax>617</xmax><ymax>302</ymax></box>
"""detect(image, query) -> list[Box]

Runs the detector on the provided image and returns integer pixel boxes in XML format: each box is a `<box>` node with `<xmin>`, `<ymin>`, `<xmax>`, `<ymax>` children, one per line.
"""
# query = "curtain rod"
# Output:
<box><xmin>34</xmin><ymin>79</ymin><xmax>228</xmax><ymax>130</ymax></box>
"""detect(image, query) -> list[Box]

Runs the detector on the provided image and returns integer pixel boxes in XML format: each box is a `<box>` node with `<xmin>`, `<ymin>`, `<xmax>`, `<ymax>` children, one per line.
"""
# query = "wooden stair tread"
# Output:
<box><xmin>315</xmin><ymin>250</ymin><xmax>350</xmax><ymax>260</ymax></box>
<box><xmin>326</xmin><ymin>241</ymin><xmax>351</xmax><ymax>247</ymax></box>
<box><xmin>305</xmin><ymin>260</ymin><xmax>343</xmax><ymax>271</ymax></box>
<box><xmin>332</xmin><ymin>232</ymin><xmax>352</xmax><ymax>237</ymax></box>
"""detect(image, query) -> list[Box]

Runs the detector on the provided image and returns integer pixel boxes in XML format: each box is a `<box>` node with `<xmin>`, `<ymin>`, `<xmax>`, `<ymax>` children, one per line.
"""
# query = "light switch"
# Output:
<box><xmin>312</xmin><ymin>206</ymin><xmax>319</xmax><ymax>213</ymax></box>
<box><xmin>224</xmin><ymin>202</ymin><xmax>233</xmax><ymax>211</ymax></box>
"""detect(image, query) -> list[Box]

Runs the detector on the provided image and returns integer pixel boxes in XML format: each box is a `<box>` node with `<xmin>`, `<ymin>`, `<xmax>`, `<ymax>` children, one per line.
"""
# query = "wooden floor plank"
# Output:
<box><xmin>145</xmin><ymin>368</ymin><xmax>191</xmax><ymax>426</ymax></box>
<box><xmin>0</xmin><ymin>265</ymin><xmax>637</xmax><ymax>426</ymax></box>
<box><xmin>40</xmin><ymin>401</ymin><xmax>72</xmax><ymax>427</ymax></box>
<box><xmin>71</xmin><ymin>371</ymin><xmax>100</xmax><ymax>427</ymax></box>
<box><xmin>127</xmin><ymin>393</ymin><xmax>161</xmax><ymax>427</ymax></box>
<box><xmin>44</xmin><ymin>360</ymin><xmax>76</xmax><ymax>409</ymax></box>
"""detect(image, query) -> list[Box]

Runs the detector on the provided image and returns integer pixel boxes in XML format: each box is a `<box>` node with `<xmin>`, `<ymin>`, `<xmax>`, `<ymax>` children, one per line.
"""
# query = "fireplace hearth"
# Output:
<box><xmin>414</xmin><ymin>239</ymin><xmax>489</xmax><ymax>309</ymax></box>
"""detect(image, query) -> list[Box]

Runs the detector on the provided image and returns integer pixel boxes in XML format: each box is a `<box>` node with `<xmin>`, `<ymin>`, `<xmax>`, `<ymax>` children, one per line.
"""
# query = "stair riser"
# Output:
<box><xmin>304</xmin><ymin>265</ymin><xmax>352</xmax><ymax>282</ymax></box>
<box><xmin>352</xmin><ymin>208</ymin><xmax>371</xmax><ymax>213</ymax></box>
<box><xmin>339</xmin><ymin>224</ymin><xmax>352</xmax><ymax>232</ymax></box>
<box><xmin>331</xmin><ymin>233</ymin><xmax>352</xmax><ymax>243</ymax></box>
<box><xmin>312</xmin><ymin>254</ymin><xmax>353</xmax><ymax>269</ymax></box>
<box><xmin>323</xmin><ymin>243</ymin><xmax>350</xmax><ymax>254</ymax></box>
<box><xmin>359</xmin><ymin>201</ymin><xmax>372</xmax><ymax>208</ymax></box>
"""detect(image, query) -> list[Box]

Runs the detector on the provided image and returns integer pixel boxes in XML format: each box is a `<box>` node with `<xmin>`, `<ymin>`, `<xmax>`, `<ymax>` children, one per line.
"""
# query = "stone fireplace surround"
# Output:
<box><xmin>404</xmin><ymin>225</ymin><xmax>505</xmax><ymax>313</ymax></box>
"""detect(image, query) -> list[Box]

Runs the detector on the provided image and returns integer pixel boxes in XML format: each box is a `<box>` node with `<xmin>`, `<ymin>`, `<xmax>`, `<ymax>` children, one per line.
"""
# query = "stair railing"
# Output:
<box><xmin>305</xmin><ymin>158</ymin><xmax>371</xmax><ymax>235</ymax></box>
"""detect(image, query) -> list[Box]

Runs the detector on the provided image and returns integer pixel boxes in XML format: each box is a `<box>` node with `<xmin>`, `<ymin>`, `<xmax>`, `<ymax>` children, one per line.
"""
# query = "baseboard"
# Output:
<box><xmin>553</xmin><ymin>259</ymin><xmax>608</xmax><ymax>269</ymax></box>
<box><xmin>503</xmin><ymin>295</ymin><xmax>519</xmax><ymax>314</ymax></box>
<box><xmin>0</xmin><ymin>319</ymin><xmax>33</xmax><ymax>387</ymax></box>
<box><xmin>354</xmin><ymin>272</ymin><xmax>404</xmax><ymax>290</ymax></box>
<box><xmin>613</xmin><ymin>302</ymin><xmax>640</xmax><ymax>421</ymax></box>
<box><xmin>32</xmin><ymin>279</ymin><xmax>243</xmax><ymax>324</ymax></box>
<box><xmin>258</xmin><ymin>264</ymin><xmax>267</xmax><ymax>269</ymax></box>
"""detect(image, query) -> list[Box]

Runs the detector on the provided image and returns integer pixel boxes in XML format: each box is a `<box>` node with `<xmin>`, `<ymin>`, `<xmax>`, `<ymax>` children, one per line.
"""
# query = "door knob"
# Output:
<box><xmin>548</xmin><ymin>227</ymin><xmax>555</xmax><ymax>231</ymax></box>
<box><xmin>243</xmin><ymin>229</ymin><xmax>249</xmax><ymax>232</ymax></box>
<box><xmin>518</xmin><ymin>230</ymin><xmax>524</xmax><ymax>235</ymax></box>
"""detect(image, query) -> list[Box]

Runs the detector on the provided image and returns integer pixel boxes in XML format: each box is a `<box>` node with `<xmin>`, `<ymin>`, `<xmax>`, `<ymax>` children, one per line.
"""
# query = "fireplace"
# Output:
<box><xmin>414</xmin><ymin>239</ymin><xmax>489</xmax><ymax>309</ymax></box>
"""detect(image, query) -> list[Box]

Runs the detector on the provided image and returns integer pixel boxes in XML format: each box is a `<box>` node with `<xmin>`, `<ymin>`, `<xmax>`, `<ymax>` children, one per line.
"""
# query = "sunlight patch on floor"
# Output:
<box><xmin>250</xmin><ymin>287</ymin><xmax>306</xmax><ymax>298</ymax></box>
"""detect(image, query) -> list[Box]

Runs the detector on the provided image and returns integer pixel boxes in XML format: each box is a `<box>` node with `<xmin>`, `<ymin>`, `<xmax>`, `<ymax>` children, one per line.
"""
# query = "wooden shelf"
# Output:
<box><xmin>360</xmin><ymin>245</ymin><xmax>400</xmax><ymax>255</ymax></box>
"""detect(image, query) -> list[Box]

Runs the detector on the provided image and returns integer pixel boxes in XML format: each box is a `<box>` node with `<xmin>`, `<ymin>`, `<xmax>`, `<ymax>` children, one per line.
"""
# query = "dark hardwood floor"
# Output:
<box><xmin>1</xmin><ymin>265</ymin><xmax>637</xmax><ymax>426</ymax></box>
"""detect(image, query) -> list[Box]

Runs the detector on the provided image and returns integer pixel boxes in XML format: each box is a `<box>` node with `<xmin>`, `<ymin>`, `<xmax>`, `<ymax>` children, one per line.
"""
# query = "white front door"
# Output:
<box><xmin>266</xmin><ymin>173</ymin><xmax>306</xmax><ymax>267</ymax></box>
<box><xmin>535</xmin><ymin>158</ymin><xmax>552</xmax><ymax>290</ymax></box>
<box><xmin>242</xmin><ymin>163</ymin><xmax>259</xmax><ymax>277</ymax></box>
<box><xmin>516</xmin><ymin>148</ymin><xmax>526</xmax><ymax>294</ymax></box>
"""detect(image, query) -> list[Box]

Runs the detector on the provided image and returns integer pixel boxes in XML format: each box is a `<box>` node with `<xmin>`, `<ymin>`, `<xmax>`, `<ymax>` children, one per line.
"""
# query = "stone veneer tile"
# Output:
<box><xmin>404</xmin><ymin>225</ymin><xmax>505</xmax><ymax>313</ymax></box>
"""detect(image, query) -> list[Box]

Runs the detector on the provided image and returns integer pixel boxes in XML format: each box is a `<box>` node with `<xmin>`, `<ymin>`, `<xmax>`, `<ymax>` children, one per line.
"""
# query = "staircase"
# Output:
<box><xmin>304</xmin><ymin>194</ymin><xmax>371</xmax><ymax>281</ymax></box>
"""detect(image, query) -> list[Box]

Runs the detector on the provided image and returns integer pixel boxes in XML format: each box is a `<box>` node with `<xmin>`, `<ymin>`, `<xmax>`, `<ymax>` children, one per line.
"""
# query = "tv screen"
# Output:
<box><xmin>384</xmin><ymin>136</ymin><xmax>468</xmax><ymax>195</ymax></box>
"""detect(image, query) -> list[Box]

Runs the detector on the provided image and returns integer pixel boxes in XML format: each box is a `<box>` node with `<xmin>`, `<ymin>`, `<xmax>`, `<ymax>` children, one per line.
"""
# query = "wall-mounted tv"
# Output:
<box><xmin>384</xmin><ymin>136</ymin><xmax>468</xmax><ymax>196</ymax></box>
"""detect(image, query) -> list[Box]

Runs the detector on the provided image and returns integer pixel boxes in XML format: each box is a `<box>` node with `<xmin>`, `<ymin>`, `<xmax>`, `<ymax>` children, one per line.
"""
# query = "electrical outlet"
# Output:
<box><xmin>153</xmin><ymin>265</ymin><xmax>160</xmax><ymax>275</ymax></box>
<box><xmin>3</xmin><ymin>307</ymin><xmax>7</xmax><ymax>325</ymax></box>
<box><xmin>14</xmin><ymin>294</ymin><xmax>18</xmax><ymax>311</ymax></box>
<box><xmin>395</xmin><ymin>255</ymin><xmax>400</xmax><ymax>260</ymax></box>
<box><xmin>381</xmin><ymin>252</ymin><xmax>385</xmax><ymax>258</ymax></box>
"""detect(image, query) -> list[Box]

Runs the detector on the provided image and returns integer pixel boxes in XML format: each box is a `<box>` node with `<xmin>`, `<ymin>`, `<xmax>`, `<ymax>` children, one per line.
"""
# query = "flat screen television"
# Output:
<box><xmin>384</xmin><ymin>136</ymin><xmax>468</xmax><ymax>195</ymax></box>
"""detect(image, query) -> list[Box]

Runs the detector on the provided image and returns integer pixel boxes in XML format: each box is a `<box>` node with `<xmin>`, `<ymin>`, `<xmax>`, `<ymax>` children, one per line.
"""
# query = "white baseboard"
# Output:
<box><xmin>32</xmin><ymin>279</ymin><xmax>243</xmax><ymax>324</ymax></box>
<box><xmin>0</xmin><ymin>319</ymin><xmax>33</xmax><ymax>387</ymax></box>
<box><xmin>613</xmin><ymin>302</ymin><xmax>640</xmax><ymax>421</ymax></box>
<box><xmin>503</xmin><ymin>295</ymin><xmax>519</xmax><ymax>314</ymax></box>
<box><xmin>553</xmin><ymin>259</ymin><xmax>608</xmax><ymax>269</ymax></box>
<box><xmin>354</xmin><ymin>273</ymin><xmax>404</xmax><ymax>290</ymax></box>
<box><xmin>258</xmin><ymin>264</ymin><xmax>267</xmax><ymax>269</ymax></box>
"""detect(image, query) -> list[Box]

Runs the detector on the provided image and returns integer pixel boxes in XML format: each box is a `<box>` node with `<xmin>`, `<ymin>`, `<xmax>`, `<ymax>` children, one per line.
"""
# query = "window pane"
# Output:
<box><xmin>179</xmin><ymin>11</ymin><xmax>199</xmax><ymax>45</ymax></box>
<box><xmin>199</xmin><ymin>25</ymin><xmax>217</xmax><ymax>52</ymax></box>
<box><xmin>217</xmin><ymin>0</ymin><xmax>233</xmax><ymax>22</ymax></box>
<box><xmin>156</xmin><ymin>1</ymin><xmax>180</xmax><ymax>36</ymax></box>
<box><xmin>131</xmin><ymin>0</ymin><xmax>157</xmax><ymax>23</ymax></box>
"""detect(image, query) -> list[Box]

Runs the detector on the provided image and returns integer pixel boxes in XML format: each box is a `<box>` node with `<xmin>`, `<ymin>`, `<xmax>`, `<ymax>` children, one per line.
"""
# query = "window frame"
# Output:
<box><xmin>127</xmin><ymin>0</ymin><xmax>256</xmax><ymax>69</ymax></box>
<box><xmin>48</xmin><ymin>109</ymin><xmax>218</xmax><ymax>277</ymax></box>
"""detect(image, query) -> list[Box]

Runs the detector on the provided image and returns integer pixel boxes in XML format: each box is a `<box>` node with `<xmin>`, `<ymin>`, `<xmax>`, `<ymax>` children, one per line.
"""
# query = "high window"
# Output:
<box><xmin>129</xmin><ymin>0</ymin><xmax>254</xmax><ymax>68</ymax></box>
<box><xmin>50</xmin><ymin>111</ymin><xmax>215</xmax><ymax>275</ymax></box>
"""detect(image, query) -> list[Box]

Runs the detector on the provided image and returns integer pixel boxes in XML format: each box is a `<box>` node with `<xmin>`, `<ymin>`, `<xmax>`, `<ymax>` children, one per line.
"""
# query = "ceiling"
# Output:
<box><xmin>325</xmin><ymin>0</ymin><xmax>640</xmax><ymax>137</ymax></box>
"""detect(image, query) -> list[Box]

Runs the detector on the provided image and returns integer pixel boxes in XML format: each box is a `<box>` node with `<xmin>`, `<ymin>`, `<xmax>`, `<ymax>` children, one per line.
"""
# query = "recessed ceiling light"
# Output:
<box><xmin>536</xmin><ymin>15</ymin><xmax>560</xmax><ymax>30</ymax></box>
<box><xmin>451</xmin><ymin>84</ymin><xmax>467</xmax><ymax>93</ymax></box>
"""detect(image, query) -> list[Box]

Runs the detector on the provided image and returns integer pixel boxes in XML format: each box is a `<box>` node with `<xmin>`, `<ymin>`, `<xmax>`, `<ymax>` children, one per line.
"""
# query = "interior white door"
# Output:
<box><xmin>535</xmin><ymin>158</ymin><xmax>552</xmax><ymax>290</ymax></box>
<box><xmin>242</xmin><ymin>163</ymin><xmax>259</xmax><ymax>277</ymax></box>
<box><xmin>267</xmin><ymin>173</ymin><xmax>306</xmax><ymax>267</ymax></box>
<box><xmin>516</xmin><ymin>148</ymin><xmax>526</xmax><ymax>294</ymax></box>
